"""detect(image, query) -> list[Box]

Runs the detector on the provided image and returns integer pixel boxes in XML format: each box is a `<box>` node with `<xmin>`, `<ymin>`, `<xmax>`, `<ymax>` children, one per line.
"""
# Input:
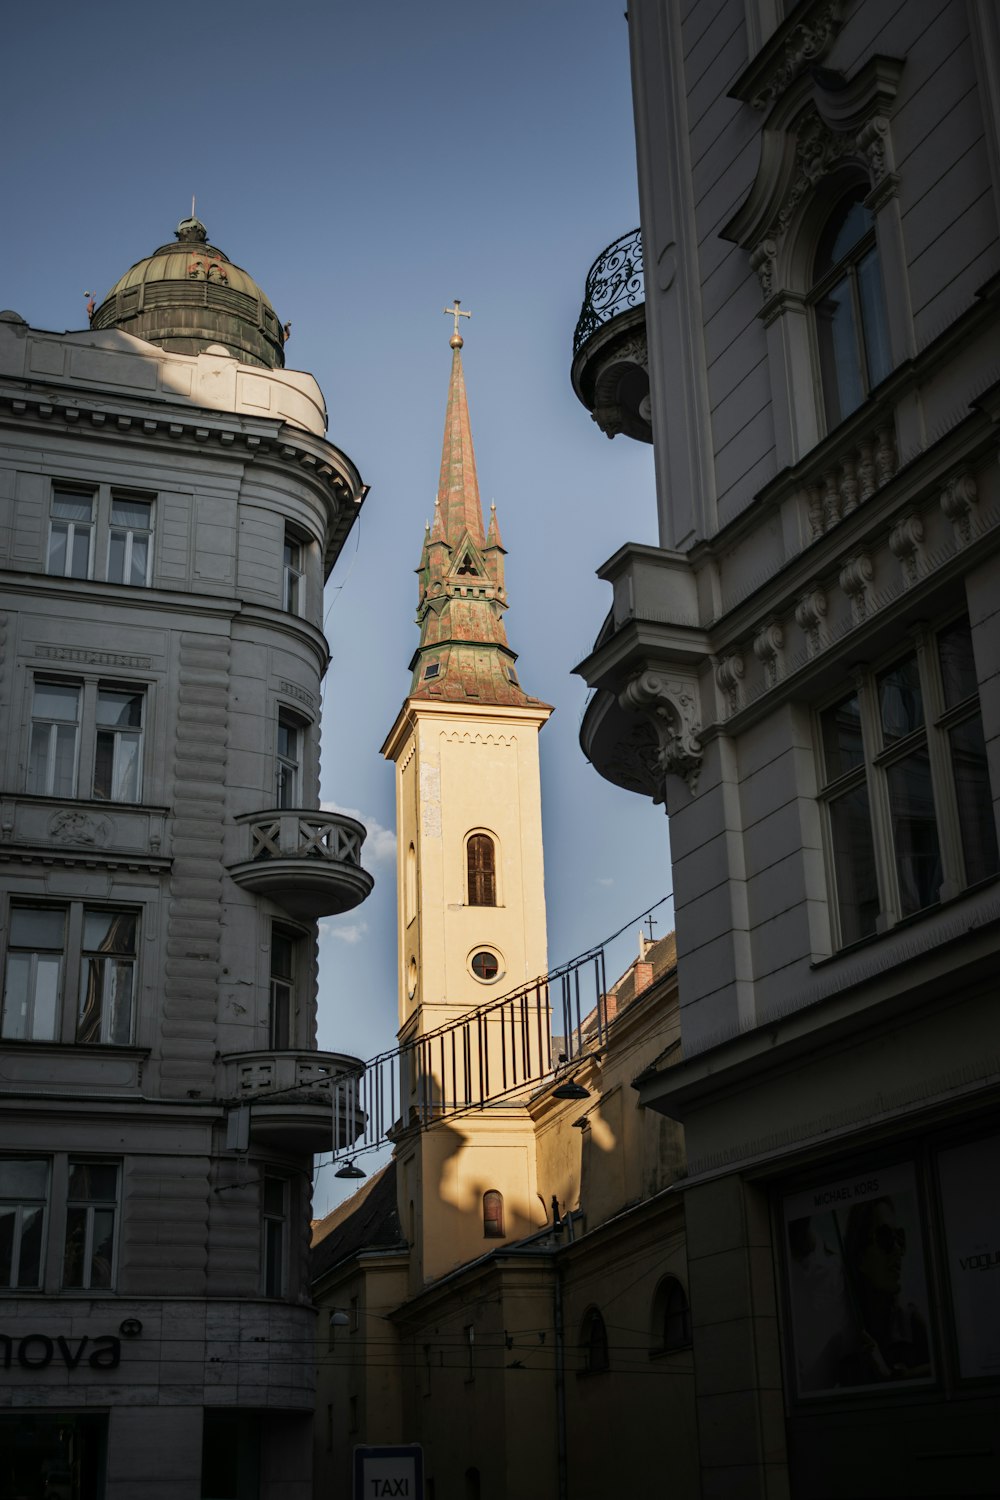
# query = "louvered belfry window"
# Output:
<box><xmin>467</xmin><ymin>834</ymin><xmax>496</xmax><ymax>906</ymax></box>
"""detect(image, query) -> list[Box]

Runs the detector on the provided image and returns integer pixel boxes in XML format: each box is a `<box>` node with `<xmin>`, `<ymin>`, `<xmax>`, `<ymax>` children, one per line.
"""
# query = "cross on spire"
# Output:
<box><xmin>444</xmin><ymin>299</ymin><xmax>472</xmax><ymax>347</ymax></box>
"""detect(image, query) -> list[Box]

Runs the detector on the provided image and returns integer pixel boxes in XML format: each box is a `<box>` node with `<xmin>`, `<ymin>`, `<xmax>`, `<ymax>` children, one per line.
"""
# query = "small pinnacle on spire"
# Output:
<box><xmin>444</xmin><ymin>299</ymin><xmax>471</xmax><ymax>349</ymax></box>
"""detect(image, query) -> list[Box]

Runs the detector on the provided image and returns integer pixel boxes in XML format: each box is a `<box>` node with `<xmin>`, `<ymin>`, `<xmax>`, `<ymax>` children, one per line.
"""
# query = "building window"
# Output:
<box><xmin>467</xmin><ymin>833</ymin><xmax>497</xmax><ymax>906</ymax></box>
<box><xmin>482</xmin><ymin>1189</ymin><xmax>505</xmax><ymax>1239</ymax></box>
<box><xmin>269</xmin><ymin>929</ymin><xmax>295</xmax><ymax>1049</ymax></box>
<box><xmin>28</xmin><ymin>679</ymin><xmax>145</xmax><ymax>804</ymax></box>
<box><xmin>819</xmin><ymin>616</ymin><xmax>998</xmax><ymax>945</ymax></box>
<box><xmin>406</xmin><ymin>843</ymin><xmax>417</xmax><ymax>924</ymax></box>
<box><xmin>77</xmin><ymin>910</ymin><xmax>138</xmax><ymax>1045</ymax></box>
<box><xmin>581</xmin><ymin>1308</ymin><xmax>609</xmax><ymax>1373</ymax></box>
<box><xmin>423</xmin><ymin>662</ymin><xmax>441</xmax><ymax>680</ymax></box>
<box><xmin>262</xmin><ymin>1175</ymin><xmax>288</xmax><ymax>1297</ymax></box>
<box><xmin>2</xmin><ymin>903</ymin><xmax>139</xmax><ymax>1045</ymax></box>
<box><xmin>62</xmin><ymin>1160</ymin><xmax>119</xmax><ymax>1290</ymax></box>
<box><xmin>93</xmin><ymin>688</ymin><xmax>144</xmax><ymax>801</ymax></box>
<box><xmin>47</xmin><ymin>489</ymin><xmax>94</xmax><ymax>579</ymax></box>
<box><xmin>47</xmin><ymin>484</ymin><xmax>154</xmax><ymax>586</ymax></box>
<box><xmin>283</xmin><ymin>533</ymin><xmax>305</xmax><ymax>613</ymax></box>
<box><xmin>470</xmin><ymin>949</ymin><xmax>500</xmax><ymax>982</ymax></box>
<box><xmin>654</xmin><ymin>1276</ymin><xmax>692</xmax><ymax>1351</ymax></box>
<box><xmin>28</xmin><ymin>682</ymin><xmax>81</xmax><ymax>797</ymax></box>
<box><xmin>811</xmin><ymin>187</ymin><xmax>892</xmax><ymax>431</ymax></box>
<box><xmin>276</xmin><ymin>713</ymin><xmax>302</xmax><ymax>809</ymax></box>
<box><xmin>0</xmin><ymin>1158</ymin><xmax>48</xmax><ymax>1290</ymax></box>
<box><xmin>107</xmin><ymin>496</ymin><xmax>153</xmax><ymax>586</ymax></box>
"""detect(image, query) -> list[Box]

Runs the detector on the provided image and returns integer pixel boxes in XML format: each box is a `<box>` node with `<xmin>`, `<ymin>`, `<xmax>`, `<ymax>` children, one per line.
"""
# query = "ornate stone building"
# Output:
<box><xmin>573</xmin><ymin>3</ymin><xmax>1000</xmax><ymax>1497</ymax></box>
<box><xmin>0</xmin><ymin>217</ymin><xmax>372</xmax><ymax>1498</ymax></box>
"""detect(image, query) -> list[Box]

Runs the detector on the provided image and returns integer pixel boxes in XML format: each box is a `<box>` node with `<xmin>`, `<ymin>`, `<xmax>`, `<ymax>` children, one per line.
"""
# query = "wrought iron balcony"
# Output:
<box><xmin>221</xmin><ymin>1048</ymin><xmax>365</xmax><ymax>1153</ymax></box>
<box><xmin>227</xmin><ymin>808</ymin><xmax>373</xmax><ymax>920</ymax></box>
<box><xmin>571</xmin><ymin>228</ymin><xmax>651</xmax><ymax>443</ymax></box>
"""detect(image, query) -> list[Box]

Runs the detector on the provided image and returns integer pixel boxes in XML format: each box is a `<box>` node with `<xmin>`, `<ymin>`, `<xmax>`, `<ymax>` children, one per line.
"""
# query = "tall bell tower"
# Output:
<box><xmin>382</xmin><ymin>308</ymin><xmax>552</xmax><ymax>1285</ymax></box>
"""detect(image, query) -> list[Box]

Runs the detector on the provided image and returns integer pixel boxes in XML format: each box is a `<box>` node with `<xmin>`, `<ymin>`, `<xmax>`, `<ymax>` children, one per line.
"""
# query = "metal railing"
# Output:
<box><xmin>572</xmin><ymin>228</ymin><xmax>644</xmax><ymax>358</ymax></box>
<box><xmin>330</xmin><ymin>945</ymin><xmax>611</xmax><ymax>1159</ymax></box>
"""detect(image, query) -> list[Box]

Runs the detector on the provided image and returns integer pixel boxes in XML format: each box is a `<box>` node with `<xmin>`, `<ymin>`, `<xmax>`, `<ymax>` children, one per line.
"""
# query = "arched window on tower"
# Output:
<box><xmin>467</xmin><ymin>833</ymin><xmax>497</xmax><ymax>907</ymax></box>
<box><xmin>811</xmin><ymin>185</ymin><xmax>892</xmax><ymax>432</ymax></box>
<box><xmin>406</xmin><ymin>843</ymin><xmax>417</xmax><ymax>925</ymax></box>
<box><xmin>482</xmin><ymin>1189</ymin><xmax>505</xmax><ymax>1239</ymax></box>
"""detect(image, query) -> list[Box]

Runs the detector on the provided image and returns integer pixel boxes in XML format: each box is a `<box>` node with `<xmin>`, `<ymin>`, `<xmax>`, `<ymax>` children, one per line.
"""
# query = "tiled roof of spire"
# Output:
<box><xmin>408</xmin><ymin>332</ymin><xmax>546</xmax><ymax>709</ymax></box>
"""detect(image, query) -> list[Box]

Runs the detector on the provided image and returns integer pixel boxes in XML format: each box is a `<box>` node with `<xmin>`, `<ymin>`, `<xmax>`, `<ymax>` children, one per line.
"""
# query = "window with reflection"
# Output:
<box><xmin>812</xmin><ymin>187</ymin><xmax>892</xmax><ymax>431</ymax></box>
<box><xmin>819</xmin><ymin>615</ymin><xmax>997</xmax><ymax>945</ymax></box>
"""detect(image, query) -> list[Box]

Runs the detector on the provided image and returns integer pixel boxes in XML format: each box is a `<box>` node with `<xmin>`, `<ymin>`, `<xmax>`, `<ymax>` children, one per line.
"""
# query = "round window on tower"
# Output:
<box><xmin>470</xmin><ymin>948</ymin><xmax>503</xmax><ymax>984</ymax></box>
<box><xmin>407</xmin><ymin>956</ymin><xmax>418</xmax><ymax>1000</ymax></box>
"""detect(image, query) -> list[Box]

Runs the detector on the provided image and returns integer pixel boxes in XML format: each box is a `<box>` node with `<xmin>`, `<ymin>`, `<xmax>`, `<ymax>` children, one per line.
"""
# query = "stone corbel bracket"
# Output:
<box><xmin>618</xmin><ymin>668</ymin><xmax>703</xmax><ymax>795</ymax></box>
<box><xmin>722</xmin><ymin>55</ymin><xmax>905</xmax><ymax>304</ymax></box>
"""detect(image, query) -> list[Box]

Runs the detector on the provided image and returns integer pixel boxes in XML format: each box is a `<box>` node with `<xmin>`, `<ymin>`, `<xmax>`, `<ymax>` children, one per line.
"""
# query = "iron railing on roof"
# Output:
<box><xmin>572</xmin><ymin>228</ymin><xmax>644</xmax><ymax>358</ymax></box>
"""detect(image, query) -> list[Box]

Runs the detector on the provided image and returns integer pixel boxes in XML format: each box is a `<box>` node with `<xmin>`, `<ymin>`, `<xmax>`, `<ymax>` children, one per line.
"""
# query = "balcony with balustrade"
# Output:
<box><xmin>227</xmin><ymin>808</ymin><xmax>373</xmax><ymax>920</ymax></box>
<box><xmin>220</xmin><ymin>1049</ymin><xmax>365</xmax><ymax>1153</ymax></box>
<box><xmin>571</xmin><ymin>228</ymin><xmax>650</xmax><ymax>443</ymax></box>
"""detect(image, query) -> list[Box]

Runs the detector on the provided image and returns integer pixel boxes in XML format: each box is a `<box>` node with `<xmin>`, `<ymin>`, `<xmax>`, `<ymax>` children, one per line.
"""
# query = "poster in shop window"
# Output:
<box><xmin>937</xmin><ymin>1133</ymin><xmax>1000</xmax><ymax>1379</ymax></box>
<box><xmin>781</xmin><ymin>1160</ymin><xmax>934</xmax><ymax>1397</ymax></box>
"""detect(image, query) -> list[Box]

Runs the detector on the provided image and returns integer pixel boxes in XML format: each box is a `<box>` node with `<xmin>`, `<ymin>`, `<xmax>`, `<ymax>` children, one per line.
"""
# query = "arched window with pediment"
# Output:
<box><xmin>811</xmin><ymin>185</ymin><xmax>892</xmax><ymax>432</ymax></box>
<box><xmin>466</xmin><ymin>832</ymin><xmax>497</xmax><ymax>907</ymax></box>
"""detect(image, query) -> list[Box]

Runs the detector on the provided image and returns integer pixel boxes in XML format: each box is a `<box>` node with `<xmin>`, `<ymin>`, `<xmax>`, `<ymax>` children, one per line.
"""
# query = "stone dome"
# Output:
<box><xmin>91</xmin><ymin>216</ymin><xmax>286</xmax><ymax>369</ymax></box>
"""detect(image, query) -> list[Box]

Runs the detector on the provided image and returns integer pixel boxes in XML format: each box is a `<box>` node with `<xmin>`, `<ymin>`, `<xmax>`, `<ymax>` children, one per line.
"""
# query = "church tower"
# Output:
<box><xmin>382</xmin><ymin>309</ymin><xmax>552</xmax><ymax>1285</ymax></box>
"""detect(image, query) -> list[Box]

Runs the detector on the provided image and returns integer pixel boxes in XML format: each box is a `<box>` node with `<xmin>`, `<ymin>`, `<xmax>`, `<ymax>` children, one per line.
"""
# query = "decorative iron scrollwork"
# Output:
<box><xmin>573</xmin><ymin>229</ymin><xmax>644</xmax><ymax>357</ymax></box>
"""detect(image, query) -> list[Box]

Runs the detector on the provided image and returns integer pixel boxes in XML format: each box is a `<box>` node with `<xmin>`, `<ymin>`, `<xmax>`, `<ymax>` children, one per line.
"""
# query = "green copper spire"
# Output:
<box><xmin>408</xmin><ymin>323</ymin><xmax>537</xmax><ymax>707</ymax></box>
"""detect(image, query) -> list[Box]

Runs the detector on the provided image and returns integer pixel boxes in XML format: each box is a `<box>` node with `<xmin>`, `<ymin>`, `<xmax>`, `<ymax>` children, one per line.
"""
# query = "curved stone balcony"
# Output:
<box><xmin>221</xmin><ymin>1049</ymin><xmax>366</xmax><ymax>1154</ymax></box>
<box><xmin>571</xmin><ymin>228</ymin><xmax>651</xmax><ymax>443</ymax></box>
<box><xmin>227</xmin><ymin>808</ymin><xmax>373</xmax><ymax>920</ymax></box>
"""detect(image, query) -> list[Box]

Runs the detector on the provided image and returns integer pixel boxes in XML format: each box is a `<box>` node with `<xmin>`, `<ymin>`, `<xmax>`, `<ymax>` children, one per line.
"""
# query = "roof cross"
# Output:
<box><xmin>444</xmin><ymin>299</ymin><xmax>472</xmax><ymax>344</ymax></box>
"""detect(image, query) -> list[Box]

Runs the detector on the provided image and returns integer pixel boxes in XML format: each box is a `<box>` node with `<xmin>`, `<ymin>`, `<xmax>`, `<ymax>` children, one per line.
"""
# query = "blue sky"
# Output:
<box><xmin>3</xmin><ymin>0</ymin><xmax>672</xmax><ymax>1210</ymax></box>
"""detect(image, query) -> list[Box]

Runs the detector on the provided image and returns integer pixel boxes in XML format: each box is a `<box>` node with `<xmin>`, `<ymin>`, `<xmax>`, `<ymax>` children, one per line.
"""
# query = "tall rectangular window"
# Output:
<box><xmin>46</xmin><ymin>482</ymin><xmax>155</xmax><ymax>587</ymax></box>
<box><xmin>276</xmin><ymin>714</ymin><xmax>301</xmax><ymax>809</ymax></box>
<box><xmin>47</xmin><ymin>489</ymin><xmax>95</xmax><ymax>579</ymax></box>
<box><xmin>28</xmin><ymin>682</ymin><xmax>81</xmax><ymax>798</ymax></box>
<box><xmin>93</xmin><ymin>688</ymin><xmax>144</xmax><ymax>801</ymax></box>
<box><xmin>2</xmin><ymin>907</ymin><xmax>65</xmax><ymax>1041</ymax></box>
<box><xmin>283</xmin><ymin>535</ymin><xmax>305</xmax><ymax>614</ymax></box>
<box><xmin>269</xmin><ymin>931</ymin><xmax>294</xmax><ymax>1050</ymax></box>
<box><xmin>77</xmin><ymin>910</ymin><xmax>138</xmax><ymax>1045</ymax></box>
<box><xmin>3</xmin><ymin>903</ymin><xmax>140</xmax><ymax>1046</ymax></box>
<box><xmin>62</xmin><ymin>1160</ymin><xmax>119</xmax><ymax>1290</ymax></box>
<box><xmin>27</xmin><ymin>679</ymin><xmax>146</xmax><ymax>805</ymax></box>
<box><xmin>0</xmin><ymin>1158</ymin><xmax>48</xmax><ymax>1290</ymax></box>
<box><xmin>262</xmin><ymin>1175</ymin><xmax>288</xmax><ymax>1297</ymax></box>
<box><xmin>107</xmin><ymin>496</ymin><xmax>153</xmax><ymax>586</ymax></box>
<box><xmin>819</xmin><ymin>615</ymin><xmax>998</xmax><ymax>946</ymax></box>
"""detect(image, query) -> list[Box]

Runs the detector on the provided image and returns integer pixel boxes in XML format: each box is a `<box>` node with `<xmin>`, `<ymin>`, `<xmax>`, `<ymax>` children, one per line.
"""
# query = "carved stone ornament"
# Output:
<box><xmin>715</xmin><ymin>653</ymin><xmax>746</xmax><ymax>717</ymax></box>
<box><xmin>723</xmin><ymin>57</ymin><xmax>904</xmax><ymax>306</ymax></box>
<box><xmin>753</xmin><ymin>620</ymin><xmax>785</xmax><ymax>687</ymax></box>
<box><xmin>48</xmin><ymin>809</ymin><xmax>111</xmax><ymax>847</ymax></box>
<box><xmin>940</xmin><ymin>473</ymin><xmax>978</xmax><ymax>545</ymax></box>
<box><xmin>618</xmin><ymin>669</ymin><xmax>703</xmax><ymax>795</ymax></box>
<box><xmin>888</xmin><ymin>513</ymin><xmax>925</xmax><ymax>586</ymax></box>
<box><xmin>748</xmin><ymin>0</ymin><xmax>845</xmax><ymax>112</ymax></box>
<box><xmin>795</xmin><ymin>585</ymin><xmax>828</xmax><ymax>655</ymax></box>
<box><xmin>840</xmin><ymin>552</ymin><xmax>874</xmax><ymax>622</ymax></box>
